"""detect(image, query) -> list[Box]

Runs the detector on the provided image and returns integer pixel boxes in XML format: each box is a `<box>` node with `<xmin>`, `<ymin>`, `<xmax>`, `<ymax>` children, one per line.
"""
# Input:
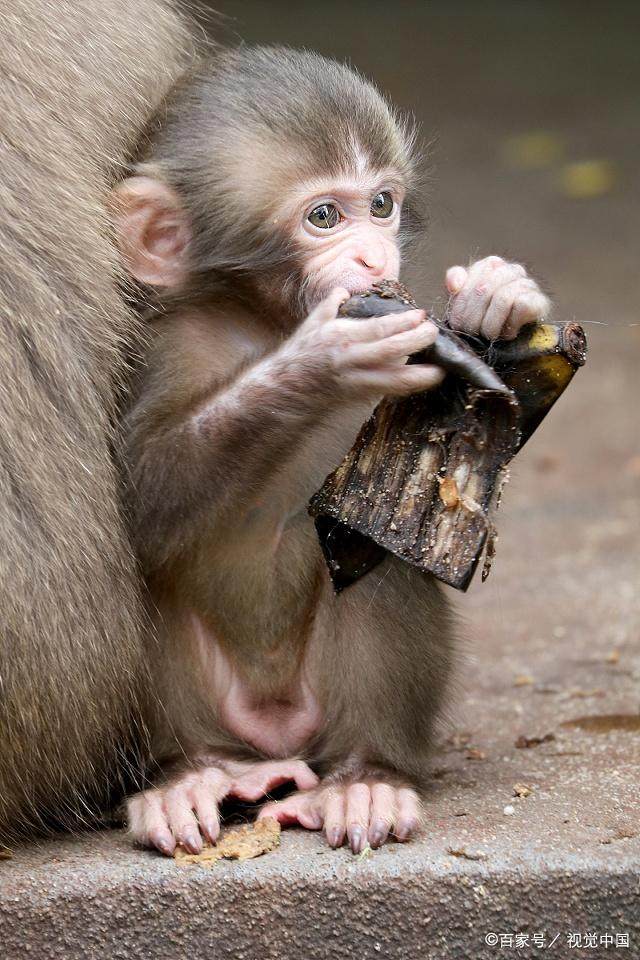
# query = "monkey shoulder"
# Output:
<box><xmin>134</xmin><ymin>311</ymin><xmax>262</xmax><ymax>409</ymax></box>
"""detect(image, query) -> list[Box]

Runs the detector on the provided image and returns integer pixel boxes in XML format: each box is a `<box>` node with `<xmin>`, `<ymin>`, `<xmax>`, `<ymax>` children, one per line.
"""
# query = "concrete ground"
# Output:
<box><xmin>1</xmin><ymin>3</ymin><xmax>639</xmax><ymax>957</ymax></box>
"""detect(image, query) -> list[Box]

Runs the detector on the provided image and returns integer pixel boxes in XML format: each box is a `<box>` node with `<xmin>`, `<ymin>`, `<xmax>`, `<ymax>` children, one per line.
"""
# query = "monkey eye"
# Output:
<box><xmin>370</xmin><ymin>191</ymin><xmax>394</xmax><ymax>219</ymax></box>
<box><xmin>307</xmin><ymin>203</ymin><xmax>342</xmax><ymax>230</ymax></box>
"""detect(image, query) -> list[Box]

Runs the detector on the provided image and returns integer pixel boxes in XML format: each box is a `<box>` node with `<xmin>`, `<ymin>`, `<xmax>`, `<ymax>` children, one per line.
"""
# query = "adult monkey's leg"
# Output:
<box><xmin>0</xmin><ymin>0</ymin><xmax>195</xmax><ymax>842</ymax></box>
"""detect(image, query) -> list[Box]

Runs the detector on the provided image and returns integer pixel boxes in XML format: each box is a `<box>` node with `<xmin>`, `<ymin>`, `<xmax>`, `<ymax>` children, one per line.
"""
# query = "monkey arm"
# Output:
<box><xmin>124</xmin><ymin>340</ymin><xmax>340</xmax><ymax>572</ymax></box>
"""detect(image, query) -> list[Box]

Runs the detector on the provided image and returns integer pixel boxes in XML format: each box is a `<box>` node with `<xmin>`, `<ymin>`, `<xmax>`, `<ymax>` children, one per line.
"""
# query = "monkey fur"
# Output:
<box><xmin>0</xmin><ymin>0</ymin><xmax>195</xmax><ymax>843</ymax></box>
<box><xmin>118</xmin><ymin>45</ymin><xmax>549</xmax><ymax>855</ymax></box>
<box><xmin>117</xmin><ymin>47</ymin><xmax>456</xmax><ymax>854</ymax></box>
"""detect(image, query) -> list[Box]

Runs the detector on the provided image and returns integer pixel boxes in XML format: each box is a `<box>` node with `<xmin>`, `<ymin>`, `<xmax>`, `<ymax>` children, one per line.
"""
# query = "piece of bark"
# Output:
<box><xmin>309</xmin><ymin>286</ymin><xmax>586</xmax><ymax>592</ymax></box>
<box><xmin>174</xmin><ymin>817</ymin><xmax>281</xmax><ymax>867</ymax></box>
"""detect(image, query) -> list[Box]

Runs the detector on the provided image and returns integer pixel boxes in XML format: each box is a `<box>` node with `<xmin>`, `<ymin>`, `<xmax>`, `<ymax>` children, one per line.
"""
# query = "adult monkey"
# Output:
<box><xmin>0</xmin><ymin>0</ymin><xmax>196</xmax><ymax>843</ymax></box>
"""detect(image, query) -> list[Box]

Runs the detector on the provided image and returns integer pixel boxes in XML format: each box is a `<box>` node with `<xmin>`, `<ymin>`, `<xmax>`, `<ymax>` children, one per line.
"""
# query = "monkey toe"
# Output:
<box><xmin>126</xmin><ymin>765</ymin><xmax>233</xmax><ymax>855</ymax></box>
<box><xmin>225</xmin><ymin>758</ymin><xmax>319</xmax><ymax>801</ymax></box>
<box><xmin>320</xmin><ymin>777</ymin><xmax>422</xmax><ymax>852</ymax></box>
<box><xmin>127</xmin><ymin>790</ymin><xmax>178</xmax><ymax>856</ymax></box>
<box><xmin>257</xmin><ymin>775</ymin><xmax>422</xmax><ymax>852</ymax></box>
<box><xmin>393</xmin><ymin>786</ymin><xmax>422</xmax><ymax>841</ymax></box>
<box><xmin>258</xmin><ymin>792</ymin><xmax>322</xmax><ymax>830</ymax></box>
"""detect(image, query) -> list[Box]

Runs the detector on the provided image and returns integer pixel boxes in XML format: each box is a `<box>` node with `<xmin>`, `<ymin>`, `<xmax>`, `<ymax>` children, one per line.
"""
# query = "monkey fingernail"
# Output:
<box><xmin>395</xmin><ymin>818</ymin><xmax>418</xmax><ymax>841</ymax></box>
<box><xmin>347</xmin><ymin>824</ymin><xmax>366</xmax><ymax>854</ymax></box>
<box><xmin>150</xmin><ymin>831</ymin><xmax>176</xmax><ymax>857</ymax></box>
<box><xmin>180</xmin><ymin>831</ymin><xmax>203</xmax><ymax>854</ymax></box>
<box><xmin>369</xmin><ymin>820</ymin><xmax>389</xmax><ymax>848</ymax></box>
<box><xmin>446</xmin><ymin>266</ymin><xmax>467</xmax><ymax>294</ymax></box>
<box><xmin>202</xmin><ymin>821</ymin><xmax>220</xmax><ymax>842</ymax></box>
<box><xmin>326</xmin><ymin>825</ymin><xmax>345</xmax><ymax>848</ymax></box>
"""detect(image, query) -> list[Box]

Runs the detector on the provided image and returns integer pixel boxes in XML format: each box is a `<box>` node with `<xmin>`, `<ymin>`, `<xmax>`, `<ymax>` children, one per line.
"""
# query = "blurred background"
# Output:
<box><xmin>206</xmin><ymin>2</ymin><xmax>639</xmax><ymax>725</ymax></box>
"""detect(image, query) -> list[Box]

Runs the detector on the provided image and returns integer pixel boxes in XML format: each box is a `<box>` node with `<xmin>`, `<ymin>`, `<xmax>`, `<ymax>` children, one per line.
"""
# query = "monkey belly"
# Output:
<box><xmin>192</xmin><ymin>613</ymin><xmax>323</xmax><ymax>758</ymax></box>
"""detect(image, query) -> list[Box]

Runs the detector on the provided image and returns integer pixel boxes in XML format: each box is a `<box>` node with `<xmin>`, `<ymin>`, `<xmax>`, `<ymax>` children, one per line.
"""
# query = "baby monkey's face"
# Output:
<box><xmin>277</xmin><ymin>171</ymin><xmax>405</xmax><ymax>310</ymax></box>
<box><xmin>111</xmin><ymin>162</ymin><xmax>408</xmax><ymax>321</ymax></box>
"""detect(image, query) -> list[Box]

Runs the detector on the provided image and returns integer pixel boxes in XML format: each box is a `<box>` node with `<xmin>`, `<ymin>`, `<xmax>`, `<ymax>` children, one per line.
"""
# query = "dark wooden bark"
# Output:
<box><xmin>309</xmin><ymin>290</ymin><xmax>587</xmax><ymax>592</ymax></box>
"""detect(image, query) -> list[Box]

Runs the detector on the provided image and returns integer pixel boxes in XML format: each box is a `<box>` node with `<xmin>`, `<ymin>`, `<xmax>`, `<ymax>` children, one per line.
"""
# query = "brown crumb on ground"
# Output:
<box><xmin>567</xmin><ymin>687</ymin><xmax>605</xmax><ymax>699</ymax></box>
<box><xmin>515</xmin><ymin>733</ymin><xmax>556</xmax><ymax>749</ymax></box>
<box><xmin>0</xmin><ymin>847</ymin><xmax>12</xmax><ymax>861</ymax></box>
<box><xmin>174</xmin><ymin>817</ymin><xmax>281</xmax><ymax>866</ymax></box>
<box><xmin>513</xmin><ymin>783</ymin><xmax>532</xmax><ymax>798</ymax></box>
<box><xmin>513</xmin><ymin>674</ymin><xmax>534</xmax><ymax>687</ymax></box>
<box><xmin>447</xmin><ymin>846</ymin><xmax>488</xmax><ymax>861</ymax></box>
<box><xmin>465</xmin><ymin>748</ymin><xmax>486</xmax><ymax>761</ymax></box>
<box><xmin>606</xmin><ymin>649</ymin><xmax>620</xmax><ymax>664</ymax></box>
<box><xmin>600</xmin><ymin>826</ymin><xmax>637</xmax><ymax>844</ymax></box>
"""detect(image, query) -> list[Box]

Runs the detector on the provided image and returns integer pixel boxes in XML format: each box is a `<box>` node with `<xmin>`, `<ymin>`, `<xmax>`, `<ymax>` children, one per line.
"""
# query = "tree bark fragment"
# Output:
<box><xmin>309</xmin><ymin>285</ymin><xmax>587</xmax><ymax>592</ymax></box>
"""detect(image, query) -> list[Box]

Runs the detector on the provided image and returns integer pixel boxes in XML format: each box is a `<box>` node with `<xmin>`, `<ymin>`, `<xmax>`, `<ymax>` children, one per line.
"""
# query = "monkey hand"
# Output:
<box><xmin>258</xmin><ymin>773</ymin><xmax>422</xmax><ymax>853</ymax></box>
<box><xmin>285</xmin><ymin>287</ymin><xmax>445</xmax><ymax>399</ymax></box>
<box><xmin>445</xmin><ymin>256</ymin><xmax>551</xmax><ymax>341</ymax></box>
<box><xmin>126</xmin><ymin>758</ymin><xmax>318</xmax><ymax>856</ymax></box>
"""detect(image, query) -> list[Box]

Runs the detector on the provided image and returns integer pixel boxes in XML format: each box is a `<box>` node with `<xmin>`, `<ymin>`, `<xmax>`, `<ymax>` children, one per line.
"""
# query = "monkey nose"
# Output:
<box><xmin>354</xmin><ymin>249</ymin><xmax>386</xmax><ymax>277</ymax></box>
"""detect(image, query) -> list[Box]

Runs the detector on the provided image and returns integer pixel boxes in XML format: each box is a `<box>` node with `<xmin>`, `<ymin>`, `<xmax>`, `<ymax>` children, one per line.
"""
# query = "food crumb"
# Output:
<box><xmin>515</xmin><ymin>732</ymin><xmax>556</xmax><ymax>749</ymax></box>
<box><xmin>513</xmin><ymin>783</ymin><xmax>532</xmax><ymax>798</ymax></box>
<box><xmin>447</xmin><ymin>846</ymin><xmax>488</xmax><ymax>861</ymax></box>
<box><xmin>174</xmin><ymin>817</ymin><xmax>281</xmax><ymax>866</ymax></box>
<box><xmin>513</xmin><ymin>674</ymin><xmax>534</xmax><ymax>687</ymax></box>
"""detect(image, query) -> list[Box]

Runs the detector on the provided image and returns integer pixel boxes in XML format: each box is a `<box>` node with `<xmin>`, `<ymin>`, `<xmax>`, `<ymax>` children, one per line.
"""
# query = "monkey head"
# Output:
<box><xmin>112</xmin><ymin>46</ymin><xmax>421</xmax><ymax>322</ymax></box>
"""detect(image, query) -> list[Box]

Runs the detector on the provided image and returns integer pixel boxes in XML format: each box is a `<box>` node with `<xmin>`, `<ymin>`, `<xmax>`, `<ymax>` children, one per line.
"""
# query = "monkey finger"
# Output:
<box><xmin>368</xmin><ymin>783</ymin><xmax>396</xmax><ymax>848</ymax></box>
<box><xmin>229</xmin><ymin>758</ymin><xmax>319</xmax><ymax>801</ymax></box>
<box><xmin>447</xmin><ymin>256</ymin><xmax>505</xmax><ymax>298</ymax></box>
<box><xmin>310</xmin><ymin>287</ymin><xmax>351</xmax><ymax>323</ymax></box>
<box><xmin>450</xmin><ymin>262</ymin><xmax>527</xmax><ymax>333</ymax></box>
<box><xmin>127</xmin><ymin>791</ymin><xmax>176</xmax><ymax>857</ymax></box>
<box><xmin>329</xmin><ymin>309</ymin><xmax>426</xmax><ymax>346</ymax></box>
<box><xmin>189</xmin><ymin>768</ymin><xmax>231</xmax><ymax>842</ymax></box>
<box><xmin>445</xmin><ymin>265</ymin><xmax>468</xmax><ymax>295</ymax></box>
<box><xmin>394</xmin><ymin>787</ymin><xmax>422</xmax><ymax>842</ymax></box>
<box><xmin>346</xmin><ymin>320</ymin><xmax>437</xmax><ymax>367</ymax></box>
<box><xmin>447</xmin><ymin>257</ymin><xmax>505</xmax><ymax>329</ymax></box>
<box><xmin>163</xmin><ymin>785</ymin><xmax>203</xmax><ymax>854</ymax></box>
<box><xmin>322</xmin><ymin>788</ymin><xmax>347</xmax><ymax>848</ymax></box>
<box><xmin>501</xmin><ymin>289</ymin><xmax>551</xmax><ymax>340</ymax></box>
<box><xmin>480</xmin><ymin>278</ymin><xmax>539</xmax><ymax>341</ymax></box>
<box><xmin>259</xmin><ymin>793</ymin><xmax>323</xmax><ymax>830</ymax></box>
<box><xmin>192</xmin><ymin>791</ymin><xmax>221</xmax><ymax>844</ymax></box>
<box><xmin>350</xmin><ymin>363</ymin><xmax>445</xmax><ymax>398</ymax></box>
<box><xmin>345</xmin><ymin>782</ymin><xmax>372</xmax><ymax>854</ymax></box>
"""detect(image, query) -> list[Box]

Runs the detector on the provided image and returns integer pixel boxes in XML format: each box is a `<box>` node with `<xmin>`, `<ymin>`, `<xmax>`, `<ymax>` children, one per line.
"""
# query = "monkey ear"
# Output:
<box><xmin>110</xmin><ymin>176</ymin><xmax>190</xmax><ymax>288</ymax></box>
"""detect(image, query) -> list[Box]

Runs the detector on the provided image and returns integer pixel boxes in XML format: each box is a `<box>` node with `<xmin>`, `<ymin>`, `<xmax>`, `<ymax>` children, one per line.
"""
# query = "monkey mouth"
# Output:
<box><xmin>302</xmin><ymin>274</ymin><xmax>391</xmax><ymax>316</ymax></box>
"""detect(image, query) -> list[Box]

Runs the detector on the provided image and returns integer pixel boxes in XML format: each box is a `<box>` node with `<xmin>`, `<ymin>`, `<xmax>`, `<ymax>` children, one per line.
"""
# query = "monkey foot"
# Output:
<box><xmin>126</xmin><ymin>758</ymin><xmax>318</xmax><ymax>856</ymax></box>
<box><xmin>258</xmin><ymin>776</ymin><xmax>422</xmax><ymax>853</ymax></box>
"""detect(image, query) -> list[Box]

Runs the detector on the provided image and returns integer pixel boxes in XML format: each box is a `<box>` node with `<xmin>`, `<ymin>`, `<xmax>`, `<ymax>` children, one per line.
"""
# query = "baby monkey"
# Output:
<box><xmin>113</xmin><ymin>46</ymin><xmax>550</xmax><ymax>855</ymax></box>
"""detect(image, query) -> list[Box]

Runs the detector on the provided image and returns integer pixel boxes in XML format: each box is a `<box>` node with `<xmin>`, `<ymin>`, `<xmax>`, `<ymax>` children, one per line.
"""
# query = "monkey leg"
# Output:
<box><xmin>258</xmin><ymin>769</ymin><xmax>422</xmax><ymax>853</ymax></box>
<box><xmin>127</xmin><ymin>759</ymin><xmax>318</xmax><ymax>856</ymax></box>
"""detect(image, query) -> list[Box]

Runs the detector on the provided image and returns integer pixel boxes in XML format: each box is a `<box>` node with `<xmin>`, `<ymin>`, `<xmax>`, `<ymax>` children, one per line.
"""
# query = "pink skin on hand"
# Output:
<box><xmin>445</xmin><ymin>255</ymin><xmax>550</xmax><ymax>341</ymax></box>
<box><xmin>258</xmin><ymin>777</ymin><xmax>422</xmax><ymax>853</ymax></box>
<box><xmin>126</xmin><ymin>758</ymin><xmax>319</xmax><ymax>856</ymax></box>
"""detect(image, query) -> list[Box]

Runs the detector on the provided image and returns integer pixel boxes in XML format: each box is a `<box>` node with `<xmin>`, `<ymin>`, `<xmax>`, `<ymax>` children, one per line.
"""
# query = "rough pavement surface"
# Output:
<box><xmin>1</xmin><ymin>3</ymin><xmax>639</xmax><ymax>958</ymax></box>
